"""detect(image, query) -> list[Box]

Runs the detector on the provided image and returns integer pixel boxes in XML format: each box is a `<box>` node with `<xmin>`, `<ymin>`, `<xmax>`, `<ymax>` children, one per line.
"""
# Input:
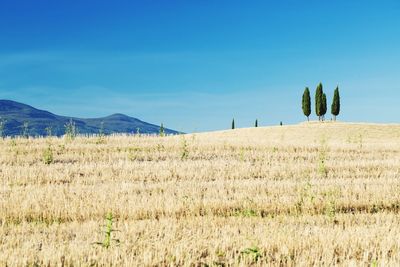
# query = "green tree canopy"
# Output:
<box><xmin>302</xmin><ymin>87</ymin><xmax>311</xmax><ymax>121</ymax></box>
<box><xmin>321</xmin><ymin>93</ymin><xmax>327</xmax><ymax>120</ymax></box>
<box><xmin>331</xmin><ymin>86</ymin><xmax>341</xmax><ymax>120</ymax></box>
<box><xmin>315</xmin><ymin>83</ymin><xmax>323</xmax><ymax>121</ymax></box>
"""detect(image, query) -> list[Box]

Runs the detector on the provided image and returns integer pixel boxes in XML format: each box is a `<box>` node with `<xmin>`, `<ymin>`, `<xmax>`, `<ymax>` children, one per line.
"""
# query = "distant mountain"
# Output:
<box><xmin>0</xmin><ymin>100</ymin><xmax>179</xmax><ymax>136</ymax></box>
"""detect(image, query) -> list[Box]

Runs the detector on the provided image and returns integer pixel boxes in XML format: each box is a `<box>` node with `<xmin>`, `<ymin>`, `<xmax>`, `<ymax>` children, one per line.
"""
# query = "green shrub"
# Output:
<box><xmin>43</xmin><ymin>146</ymin><xmax>54</xmax><ymax>164</ymax></box>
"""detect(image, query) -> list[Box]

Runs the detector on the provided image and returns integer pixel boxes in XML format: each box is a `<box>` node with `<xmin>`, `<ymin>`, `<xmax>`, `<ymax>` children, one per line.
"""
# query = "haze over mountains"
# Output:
<box><xmin>0</xmin><ymin>100</ymin><xmax>178</xmax><ymax>136</ymax></box>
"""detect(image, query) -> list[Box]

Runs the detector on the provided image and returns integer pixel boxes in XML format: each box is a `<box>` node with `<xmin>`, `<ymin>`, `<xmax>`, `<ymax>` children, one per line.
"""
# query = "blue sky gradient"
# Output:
<box><xmin>0</xmin><ymin>1</ymin><xmax>400</xmax><ymax>132</ymax></box>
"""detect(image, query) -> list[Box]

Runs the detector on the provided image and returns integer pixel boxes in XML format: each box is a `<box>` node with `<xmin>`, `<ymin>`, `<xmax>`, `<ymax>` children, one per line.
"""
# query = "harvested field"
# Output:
<box><xmin>1</xmin><ymin>122</ymin><xmax>400</xmax><ymax>266</ymax></box>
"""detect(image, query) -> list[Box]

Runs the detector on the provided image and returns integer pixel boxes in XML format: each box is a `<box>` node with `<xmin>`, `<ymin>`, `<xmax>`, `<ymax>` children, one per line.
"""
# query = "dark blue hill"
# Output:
<box><xmin>0</xmin><ymin>100</ymin><xmax>179</xmax><ymax>136</ymax></box>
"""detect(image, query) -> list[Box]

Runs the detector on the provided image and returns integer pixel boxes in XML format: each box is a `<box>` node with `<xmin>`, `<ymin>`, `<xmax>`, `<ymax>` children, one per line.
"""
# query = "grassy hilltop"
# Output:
<box><xmin>1</xmin><ymin>122</ymin><xmax>400</xmax><ymax>265</ymax></box>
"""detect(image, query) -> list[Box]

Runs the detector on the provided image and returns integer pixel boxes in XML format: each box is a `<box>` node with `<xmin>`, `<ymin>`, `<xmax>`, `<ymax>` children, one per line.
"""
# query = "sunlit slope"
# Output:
<box><xmin>194</xmin><ymin>122</ymin><xmax>400</xmax><ymax>148</ymax></box>
<box><xmin>1</xmin><ymin>122</ymin><xmax>400</xmax><ymax>265</ymax></box>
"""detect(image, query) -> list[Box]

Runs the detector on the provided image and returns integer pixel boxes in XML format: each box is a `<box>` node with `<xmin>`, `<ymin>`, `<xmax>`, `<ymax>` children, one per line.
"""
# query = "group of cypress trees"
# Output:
<box><xmin>230</xmin><ymin>84</ymin><xmax>340</xmax><ymax>130</ymax></box>
<box><xmin>302</xmin><ymin>83</ymin><xmax>340</xmax><ymax>121</ymax></box>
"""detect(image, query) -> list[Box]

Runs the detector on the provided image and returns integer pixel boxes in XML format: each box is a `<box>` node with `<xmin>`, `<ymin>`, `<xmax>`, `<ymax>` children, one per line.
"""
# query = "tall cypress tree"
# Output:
<box><xmin>159</xmin><ymin>123</ymin><xmax>165</xmax><ymax>136</ymax></box>
<box><xmin>232</xmin><ymin>118</ymin><xmax>235</xmax><ymax>129</ymax></box>
<box><xmin>321</xmin><ymin>93</ymin><xmax>327</xmax><ymax>121</ymax></box>
<box><xmin>315</xmin><ymin>83</ymin><xmax>323</xmax><ymax>121</ymax></box>
<box><xmin>302</xmin><ymin>87</ymin><xmax>311</xmax><ymax>121</ymax></box>
<box><xmin>331</xmin><ymin>86</ymin><xmax>340</xmax><ymax>121</ymax></box>
<box><xmin>255</xmin><ymin>119</ymin><xmax>258</xmax><ymax>127</ymax></box>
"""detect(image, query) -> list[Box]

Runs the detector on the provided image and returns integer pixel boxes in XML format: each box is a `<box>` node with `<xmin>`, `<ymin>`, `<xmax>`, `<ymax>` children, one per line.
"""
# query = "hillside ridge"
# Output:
<box><xmin>0</xmin><ymin>99</ymin><xmax>179</xmax><ymax>136</ymax></box>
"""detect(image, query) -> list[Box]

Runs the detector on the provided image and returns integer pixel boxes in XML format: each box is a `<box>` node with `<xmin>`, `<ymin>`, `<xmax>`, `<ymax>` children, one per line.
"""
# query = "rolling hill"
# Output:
<box><xmin>2</xmin><ymin>122</ymin><xmax>400</xmax><ymax>265</ymax></box>
<box><xmin>0</xmin><ymin>100</ymin><xmax>179</xmax><ymax>136</ymax></box>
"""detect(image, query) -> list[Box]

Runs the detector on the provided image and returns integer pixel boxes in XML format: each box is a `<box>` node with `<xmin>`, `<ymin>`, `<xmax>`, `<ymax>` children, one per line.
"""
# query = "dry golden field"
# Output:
<box><xmin>1</xmin><ymin>122</ymin><xmax>400</xmax><ymax>266</ymax></box>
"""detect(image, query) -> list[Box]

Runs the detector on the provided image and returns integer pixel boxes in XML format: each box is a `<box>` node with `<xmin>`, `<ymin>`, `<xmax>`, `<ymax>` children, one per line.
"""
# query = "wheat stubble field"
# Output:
<box><xmin>1</xmin><ymin>122</ymin><xmax>400</xmax><ymax>266</ymax></box>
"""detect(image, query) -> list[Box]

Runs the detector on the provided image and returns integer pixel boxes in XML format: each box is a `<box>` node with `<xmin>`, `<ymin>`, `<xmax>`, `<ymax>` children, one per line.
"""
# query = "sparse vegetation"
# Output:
<box><xmin>1</xmin><ymin>123</ymin><xmax>400</xmax><ymax>265</ymax></box>
<box><xmin>96</xmin><ymin>122</ymin><xmax>107</xmax><ymax>144</ymax></box>
<box><xmin>64</xmin><ymin>119</ymin><xmax>77</xmax><ymax>140</ymax></box>
<box><xmin>45</xmin><ymin>126</ymin><xmax>53</xmax><ymax>137</ymax></box>
<box><xmin>0</xmin><ymin>117</ymin><xmax>5</xmax><ymax>138</ymax></box>
<box><xmin>22</xmin><ymin>121</ymin><xmax>29</xmax><ymax>138</ymax></box>
<box><xmin>180</xmin><ymin>135</ymin><xmax>189</xmax><ymax>160</ymax></box>
<box><xmin>318</xmin><ymin>136</ymin><xmax>329</xmax><ymax>178</ymax></box>
<box><xmin>94</xmin><ymin>212</ymin><xmax>120</xmax><ymax>249</ymax></box>
<box><xmin>42</xmin><ymin>145</ymin><xmax>54</xmax><ymax>164</ymax></box>
<box><xmin>240</xmin><ymin>246</ymin><xmax>262</xmax><ymax>263</ymax></box>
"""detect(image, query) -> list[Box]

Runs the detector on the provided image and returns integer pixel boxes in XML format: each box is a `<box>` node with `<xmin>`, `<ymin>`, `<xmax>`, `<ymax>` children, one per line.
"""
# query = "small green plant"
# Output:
<box><xmin>234</xmin><ymin>208</ymin><xmax>257</xmax><ymax>217</ymax></box>
<box><xmin>43</xmin><ymin>145</ymin><xmax>54</xmax><ymax>165</ymax></box>
<box><xmin>96</xmin><ymin>122</ymin><xmax>107</xmax><ymax>144</ymax></box>
<box><xmin>45</xmin><ymin>126</ymin><xmax>53</xmax><ymax>137</ymax></box>
<box><xmin>241</xmin><ymin>246</ymin><xmax>262</xmax><ymax>263</ymax></box>
<box><xmin>325</xmin><ymin>197</ymin><xmax>336</xmax><ymax>220</ymax></box>
<box><xmin>22</xmin><ymin>121</ymin><xmax>29</xmax><ymax>138</ymax></box>
<box><xmin>99</xmin><ymin>121</ymin><xmax>105</xmax><ymax>136</ymax></box>
<box><xmin>318</xmin><ymin>151</ymin><xmax>328</xmax><ymax>177</ymax></box>
<box><xmin>95</xmin><ymin>212</ymin><xmax>120</xmax><ymax>249</ymax></box>
<box><xmin>57</xmin><ymin>144</ymin><xmax>66</xmax><ymax>154</ymax></box>
<box><xmin>128</xmin><ymin>147</ymin><xmax>141</xmax><ymax>161</ymax></box>
<box><xmin>10</xmin><ymin>139</ymin><xmax>17</xmax><ymax>147</ymax></box>
<box><xmin>323</xmin><ymin>188</ymin><xmax>340</xmax><ymax>221</ymax></box>
<box><xmin>181</xmin><ymin>136</ymin><xmax>189</xmax><ymax>160</ymax></box>
<box><xmin>295</xmin><ymin>181</ymin><xmax>315</xmax><ymax>215</ymax></box>
<box><xmin>156</xmin><ymin>143</ymin><xmax>165</xmax><ymax>152</ymax></box>
<box><xmin>0</xmin><ymin>117</ymin><xmax>6</xmax><ymax>138</ymax></box>
<box><xmin>318</xmin><ymin>136</ymin><xmax>329</xmax><ymax>178</ymax></box>
<box><xmin>64</xmin><ymin>119</ymin><xmax>77</xmax><ymax>140</ymax></box>
<box><xmin>213</xmin><ymin>249</ymin><xmax>226</xmax><ymax>266</ymax></box>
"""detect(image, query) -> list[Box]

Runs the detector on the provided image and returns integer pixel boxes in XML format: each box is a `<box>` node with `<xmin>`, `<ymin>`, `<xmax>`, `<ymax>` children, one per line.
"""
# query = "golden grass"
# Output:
<box><xmin>1</xmin><ymin>122</ymin><xmax>400</xmax><ymax>266</ymax></box>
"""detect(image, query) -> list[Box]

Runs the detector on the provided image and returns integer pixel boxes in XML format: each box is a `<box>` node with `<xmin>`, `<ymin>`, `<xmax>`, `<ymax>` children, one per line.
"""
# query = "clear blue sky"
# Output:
<box><xmin>0</xmin><ymin>1</ymin><xmax>399</xmax><ymax>132</ymax></box>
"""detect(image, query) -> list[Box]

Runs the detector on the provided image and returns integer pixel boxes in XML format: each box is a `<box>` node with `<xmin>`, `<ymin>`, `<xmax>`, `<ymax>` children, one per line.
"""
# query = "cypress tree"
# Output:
<box><xmin>321</xmin><ymin>93</ymin><xmax>327</xmax><ymax>121</ymax></box>
<box><xmin>159</xmin><ymin>123</ymin><xmax>165</xmax><ymax>136</ymax></box>
<box><xmin>302</xmin><ymin>87</ymin><xmax>311</xmax><ymax>121</ymax></box>
<box><xmin>255</xmin><ymin>119</ymin><xmax>258</xmax><ymax>127</ymax></box>
<box><xmin>331</xmin><ymin>86</ymin><xmax>340</xmax><ymax>121</ymax></box>
<box><xmin>232</xmin><ymin>119</ymin><xmax>235</xmax><ymax>129</ymax></box>
<box><xmin>315</xmin><ymin>83</ymin><xmax>323</xmax><ymax>121</ymax></box>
